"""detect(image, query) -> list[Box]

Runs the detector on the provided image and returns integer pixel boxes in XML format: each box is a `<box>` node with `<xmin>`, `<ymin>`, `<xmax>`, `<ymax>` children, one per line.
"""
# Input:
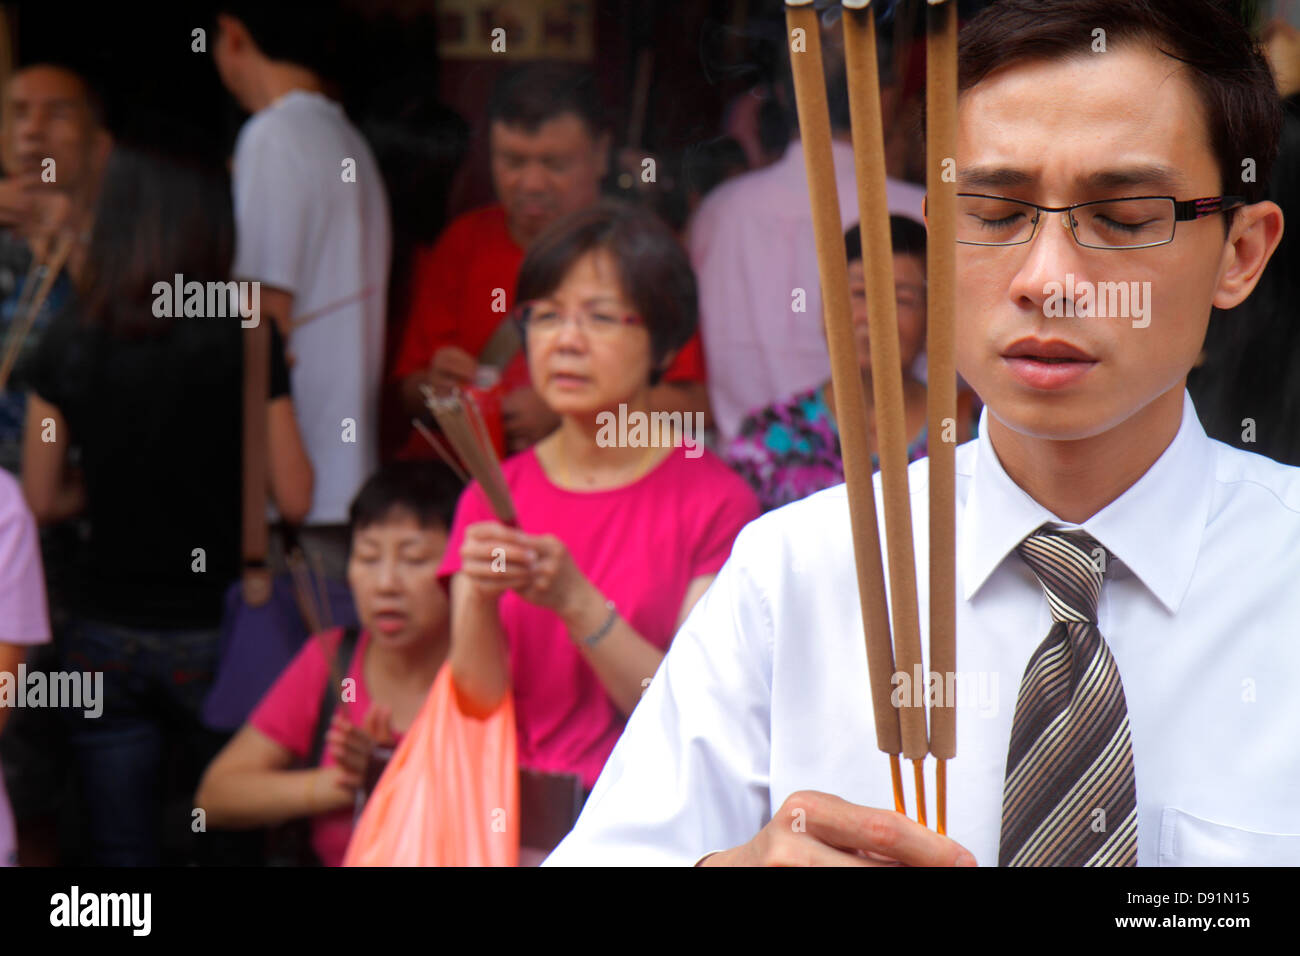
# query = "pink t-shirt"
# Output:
<box><xmin>249</xmin><ymin>627</ymin><xmax>404</xmax><ymax>867</ymax></box>
<box><xmin>0</xmin><ymin>470</ymin><xmax>51</xmax><ymax>867</ymax></box>
<box><xmin>438</xmin><ymin>444</ymin><xmax>760</xmax><ymax>789</ymax></box>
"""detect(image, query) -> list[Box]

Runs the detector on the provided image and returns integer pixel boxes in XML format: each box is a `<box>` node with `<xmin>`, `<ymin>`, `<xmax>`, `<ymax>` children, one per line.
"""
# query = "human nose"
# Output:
<box><xmin>16</xmin><ymin>106</ymin><xmax>45</xmax><ymax>142</ymax></box>
<box><xmin>1005</xmin><ymin>207</ymin><xmax>1090</xmax><ymax>314</ymax></box>
<box><xmin>518</xmin><ymin>159</ymin><xmax>549</xmax><ymax>193</ymax></box>
<box><xmin>374</xmin><ymin>554</ymin><xmax>402</xmax><ymax>591</ymax></box>
<box><xmin>551</xmin><ymin>310</ymin><xmax>591</xmax><ymax>347</ymax></box>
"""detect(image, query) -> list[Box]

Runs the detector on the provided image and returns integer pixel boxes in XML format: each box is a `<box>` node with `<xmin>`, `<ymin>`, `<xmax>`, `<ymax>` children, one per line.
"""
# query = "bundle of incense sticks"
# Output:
<box><xmin>784</xmin><ymin>0</ymin><xmax>958</xmax><ymax>833</ymax></box>
<box><xmin>0</xmin><ymin>231</ymin><xmax>75</xmax><ymax>392</ymax></box>
<box><xmin>286</xmin><ymin>547</ymin><xmax>335</xmax><ymax>636</ymax></box>
<box><xmin>419</xmin><ymin>385</ymin><xmax>517</xmax><ymax>525</ymax></box>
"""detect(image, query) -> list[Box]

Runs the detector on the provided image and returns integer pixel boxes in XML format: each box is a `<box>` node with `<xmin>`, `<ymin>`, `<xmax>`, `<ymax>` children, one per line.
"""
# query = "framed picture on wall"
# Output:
<box><xmin>437</xmin><ymin>0</ymin><xmax>594</xmax><ymax>60</ymax></box>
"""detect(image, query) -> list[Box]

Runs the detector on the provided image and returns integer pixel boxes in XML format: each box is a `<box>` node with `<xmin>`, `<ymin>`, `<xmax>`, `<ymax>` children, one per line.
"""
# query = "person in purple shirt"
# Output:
<box><xmin>0</xmin><ymin>469</ymin><xmax>50</xmax><ymax>866</ymax></box>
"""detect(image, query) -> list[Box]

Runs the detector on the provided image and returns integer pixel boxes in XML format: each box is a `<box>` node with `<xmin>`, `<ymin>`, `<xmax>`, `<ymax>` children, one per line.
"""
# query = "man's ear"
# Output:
<box><xmin>1213</xmin><ymin>199</ymin><xmax>1284</xmax><ymax>310</ymax></box>
<box><xmin>215</xmin><ymin>13</ymin><xmax>251</xmax><ymax>55</ymax></box>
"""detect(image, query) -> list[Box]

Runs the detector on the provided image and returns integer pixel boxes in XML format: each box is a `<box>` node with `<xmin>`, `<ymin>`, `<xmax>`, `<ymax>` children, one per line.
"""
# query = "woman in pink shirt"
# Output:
<box><xmin>440</xmin><ymin>202</ymin><xmax>759</xmax><ymax>851</ymax></box>
<box><xmin>195</xmin><ymin>463</ymin><xmax>461</xmax><ymax>865</ymax></box>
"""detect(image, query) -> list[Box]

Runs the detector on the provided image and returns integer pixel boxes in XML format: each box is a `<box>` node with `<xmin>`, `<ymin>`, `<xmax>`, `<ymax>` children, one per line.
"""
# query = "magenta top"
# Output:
<box><xmin>439</xmin><ymin>443</ymin><xmax>759</xmax><ymax>789</ymax></box>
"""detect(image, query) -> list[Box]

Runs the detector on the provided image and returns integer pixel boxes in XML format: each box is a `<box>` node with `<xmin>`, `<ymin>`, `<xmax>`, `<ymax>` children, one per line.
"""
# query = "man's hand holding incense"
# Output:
<box><xmin>699</xmin><ymin>790</ymin><xmax>979</xmax><ymax>867</ymax></box>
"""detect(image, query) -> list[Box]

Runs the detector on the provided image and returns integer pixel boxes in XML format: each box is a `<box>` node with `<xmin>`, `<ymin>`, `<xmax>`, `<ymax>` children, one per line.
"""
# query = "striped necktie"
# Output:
<box><xmin>998</xmin><ymin>525</ymin><xmax>1138</xmax><ymax>867</ymax></box>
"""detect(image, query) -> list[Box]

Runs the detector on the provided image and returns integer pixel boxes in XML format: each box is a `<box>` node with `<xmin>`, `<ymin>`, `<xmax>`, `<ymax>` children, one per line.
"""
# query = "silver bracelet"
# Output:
<box><xmin>580</xmin><ymin>599</ymin><xmax>618</xmax><ymax>647</ymax></box>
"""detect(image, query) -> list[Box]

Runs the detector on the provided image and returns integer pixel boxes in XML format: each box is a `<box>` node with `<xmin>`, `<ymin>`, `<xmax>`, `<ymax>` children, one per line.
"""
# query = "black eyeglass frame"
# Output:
<box><xmin>946</xmin><ymin>193</ymin><xmax>1248</xmax><ymax>250</ymax></box>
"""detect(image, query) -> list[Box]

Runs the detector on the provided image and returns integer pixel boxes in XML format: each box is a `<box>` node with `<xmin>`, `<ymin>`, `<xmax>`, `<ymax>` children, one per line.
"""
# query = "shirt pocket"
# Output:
<box><xmin>1159</xmin><ymin>807</ymin><xmax>1300</xmax><ymax>865</ymax></box>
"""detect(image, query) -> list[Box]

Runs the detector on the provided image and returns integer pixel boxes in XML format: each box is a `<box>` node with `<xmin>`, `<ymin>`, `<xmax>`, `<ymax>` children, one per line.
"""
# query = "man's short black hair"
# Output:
<box><xmin>958</xmin><ymin>0</ymin><xmax>1282</xmax><ymax>206</ymax></box>
<box><xmin>845</xmin><ymin>215</ymin><xmax>928</xmax><ymax>265</ymax></box>
<box><xmin>219</xmin><ymin>0</ymin><xmax>343</xmax><ymax>81</ymax></box>
<box><xmin>348</xmin><ymin>461</ymin><xmax>463</xmax><ymax>547</ymax></box>
<box><xmin>487</xmin><ymin>63</ymin><xmax>605</xmax><ymax>136</ymax></box>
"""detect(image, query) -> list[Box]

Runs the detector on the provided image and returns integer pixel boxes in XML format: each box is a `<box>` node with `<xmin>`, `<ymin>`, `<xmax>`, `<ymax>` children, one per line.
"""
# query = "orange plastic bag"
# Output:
<box><xmin>343</xmin><ymin>663</ymin><xmax>519</xmax><ymax>866</ymax></box>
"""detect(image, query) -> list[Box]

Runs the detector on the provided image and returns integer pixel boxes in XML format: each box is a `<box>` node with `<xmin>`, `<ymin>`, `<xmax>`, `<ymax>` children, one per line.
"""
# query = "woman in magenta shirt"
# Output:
<box><xmin>196</xmin><ymin>463</ymin><xmax>462</xmax><ymax>866</ymax></box>
<box><xmin>440</xmin><ymin>201</ymin><xmax>759</xmax><ymax>804</ymax></box>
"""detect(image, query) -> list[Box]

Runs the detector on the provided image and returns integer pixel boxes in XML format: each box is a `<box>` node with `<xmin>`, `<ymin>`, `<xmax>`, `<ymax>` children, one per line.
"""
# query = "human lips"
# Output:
<box><xmin>372</xmin><ymin>610</ymin><xmax>408</xmax><ymax>635</ymax></box>
<box><xmin>517</xmin><ymin>200</ymin><xmax>553</xmax><ymax>219</ymax></box>
<box><xmin>1002</xmin><ymin>338</ymin><xmax>1097</xmax><ymax>361</ymax></box>
<box><xmin>549</xmin><ymin>371</ymin><xmax>589</xmax><ymax>388</ymax></box>
<box><xmin>1001</xmin><ymin>338</ymin><xmax>1098</xmax><ymax>390</ymax></box>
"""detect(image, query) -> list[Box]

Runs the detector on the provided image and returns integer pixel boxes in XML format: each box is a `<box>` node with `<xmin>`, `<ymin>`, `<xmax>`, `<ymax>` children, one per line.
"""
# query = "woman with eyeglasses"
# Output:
<box><xmin>437</xmin><ymin>200</ymin><xmax>759</xmax><ymax>858</ymax></box>
<box><xmin>727</xmin><ymin>216</ymin><xmax>977</xmax><ymax>512</ymax></box>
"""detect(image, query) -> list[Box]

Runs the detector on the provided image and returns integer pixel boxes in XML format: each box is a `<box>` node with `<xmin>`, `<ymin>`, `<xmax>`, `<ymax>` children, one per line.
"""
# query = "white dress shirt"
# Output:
<box><xmin>545</xmin><ymin>391</ymin><xmax>1300</xmax><ymax>865</ymax></box>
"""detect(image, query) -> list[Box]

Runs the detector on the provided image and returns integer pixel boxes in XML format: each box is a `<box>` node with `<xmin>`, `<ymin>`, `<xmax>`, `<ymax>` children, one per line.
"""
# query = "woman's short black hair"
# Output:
<box><xmin>348</xmin><ymin>461</ymin><xmax>463</xmax><ymax>548</ymax></box>
<box><xmin>844</xmin><ymin>215</ymin><xmax>928</xmax><ymax>265</ymax></box>
<box><xmin>515</xmin><ymin>200</ymin><xmax>697</xmax><ymax>386</ymax></box>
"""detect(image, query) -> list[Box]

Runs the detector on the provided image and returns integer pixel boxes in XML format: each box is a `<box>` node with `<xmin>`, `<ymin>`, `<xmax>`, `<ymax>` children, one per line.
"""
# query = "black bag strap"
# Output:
<box><xmin>307</xmin><ymin>627</ymin><xmax>360</xmax><ymax>768</ymax></box>
<box><xmin>240</xmin><ymin>317</ymin><xmax>271</xmax><ymax>607</ymax></box>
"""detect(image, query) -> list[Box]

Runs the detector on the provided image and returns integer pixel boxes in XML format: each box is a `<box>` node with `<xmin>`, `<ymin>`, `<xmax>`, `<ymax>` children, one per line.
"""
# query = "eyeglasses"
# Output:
<box><xmin>512</xmin><ymin>300</ymin><xmax>645</xmax><ymax>337</ymax></box>
<box><xmin>949</xmin><ymin>193</ymin><xmax>1246</xmax><ymax>250</ymax></box>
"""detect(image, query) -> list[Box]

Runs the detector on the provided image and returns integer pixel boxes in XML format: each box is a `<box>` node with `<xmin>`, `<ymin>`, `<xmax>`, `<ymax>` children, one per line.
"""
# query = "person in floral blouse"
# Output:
<box><xmin>727</xmin><ymin>216</ymin><xmax>976</xmax><ymax>512</ymax></box>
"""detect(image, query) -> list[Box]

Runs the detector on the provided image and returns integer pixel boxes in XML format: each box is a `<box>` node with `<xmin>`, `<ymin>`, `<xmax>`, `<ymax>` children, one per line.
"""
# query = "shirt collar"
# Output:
<box><xmin>960</xmin><ymin>389</ymin><xmax>1214</xmax><ymax>614</ymax></box>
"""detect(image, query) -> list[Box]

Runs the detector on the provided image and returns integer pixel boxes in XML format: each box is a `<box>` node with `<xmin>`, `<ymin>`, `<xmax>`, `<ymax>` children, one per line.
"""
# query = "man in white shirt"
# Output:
<box><xmin>689</xmin><ymin>17</ymin><xmax>925</xmax><ymax>442</ymax></box>
<box><xmin>214</xmin><ymin>3</ymin><xmax>391</xmax><ymax>575</ymax></box>
<box><xmin>546</xmin><ymin>0</ymin><xmax>1298</xmax><ymax>866</ymax></box>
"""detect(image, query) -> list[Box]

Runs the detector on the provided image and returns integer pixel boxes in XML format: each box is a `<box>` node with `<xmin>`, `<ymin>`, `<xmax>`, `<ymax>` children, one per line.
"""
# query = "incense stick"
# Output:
<box><xmin>926</xmin><ymin>0</ymin><xmax>959</xmax><ymax>836</ymax></box>
<box><xmin>843</xmin><ymin>1</ymin><xmax>930</xmax><ymax>823</ymax></box>
<box><xmin>0</xmin><ymin>232</ymin><xmax>74</xmax><ymax>392</ymax></box>
<box><xmin>307</xmin><ymin>548</ymin><xmax>334</xmax><ymax>631</ymax></box>
<box><xmin>286</xmin><ymin>548</ymin><xmax>323</xmax><ymax>636</ymax></box>
<box><xmin>423</xmin><ymin>388</ymin><xmax>517</xmax><ymax>525</ymax></box>
<box><xmin>412</xmin><ymin>418</ymin><xmax>471</xmax><ymax>484</ymax></box>
<box><xmin>784</xmin><ymin>0</ymin><xmax>907</xmax><ymax>815</ymax></box>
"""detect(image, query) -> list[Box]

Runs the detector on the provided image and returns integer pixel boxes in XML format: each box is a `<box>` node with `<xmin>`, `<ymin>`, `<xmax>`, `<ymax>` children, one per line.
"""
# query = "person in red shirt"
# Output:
<box><xmin>392</xmin><ymin>64</ymin><xmax>708</xmax><ymax>458</ymax></box>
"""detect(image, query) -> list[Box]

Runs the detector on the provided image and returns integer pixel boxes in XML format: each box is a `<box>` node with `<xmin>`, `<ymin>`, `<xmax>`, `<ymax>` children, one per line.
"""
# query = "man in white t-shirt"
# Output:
<box><xmin>213</xmin><ymin>4</ymin><xmax>391</xmax><ymax>575</ymax></box>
